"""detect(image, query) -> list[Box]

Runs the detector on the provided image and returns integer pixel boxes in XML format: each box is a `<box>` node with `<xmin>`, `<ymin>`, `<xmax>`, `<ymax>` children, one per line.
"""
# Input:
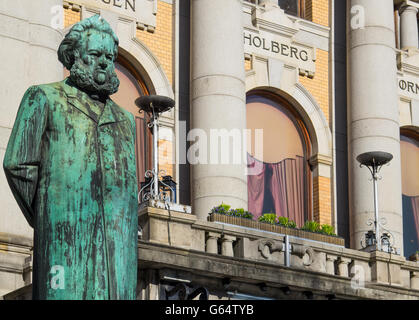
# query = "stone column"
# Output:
<box><xmin>0</xmin><ymin>1</ymin><xmax>64</xmax><ymax>241</ymax></box>
<box><xmin>190</xmin><ymin>0</ymin><xmax>248</xmax><ymax>220</ymax></box>
<box><xmin>221</xmin><ymin>235</ymin><xmax>236</xmax><ymax>257</ymax></box>
<box><xmin>337</xmin><ymin>257</ymin><xmax>351</xmax><ymax>277</ymax></box>
<box><xmin>399</xmin><ymin>3</ymin><xmax>419</xmax><ymax>50</ymax></box>
<box><xmin>347</xmin><ymin>0</ymin><xmax>403</xmax><ymax>254</ymax></box>
<box><xmin>326</xmin><ymin>254</ymin><xmax>338</xmax><ymax>275</ymax></box>
<box><xmin>206</xmin><ymin>232</ymin><xmax>221</xmax><ymax>254</ymax></box>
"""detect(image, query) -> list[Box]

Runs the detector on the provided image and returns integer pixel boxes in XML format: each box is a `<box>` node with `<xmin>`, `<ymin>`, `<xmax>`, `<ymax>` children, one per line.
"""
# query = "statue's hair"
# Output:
<box><xmin>58</xmin><ymin>14</ymin><xmax>119</xmax><ymax>70</ymax></box>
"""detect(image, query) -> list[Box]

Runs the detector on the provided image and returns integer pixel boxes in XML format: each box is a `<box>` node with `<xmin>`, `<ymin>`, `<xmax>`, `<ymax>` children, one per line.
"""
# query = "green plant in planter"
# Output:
<box><xmin>240</xmin><ymin>209</ymin><xmax>254</xmax><ymax>220</ymax></box>
<box><xmin>229</xmin><ymin>208</ymin><xmax>244</xmax><ymax>218</ymax></box>
<box><xmin>301</xmin><ymin>220</ymin><xmax>321</xmax><ymax>233</ymax></box>
<box><xmin>320</xmin><ymin>224</ymin><xmax>336</xmax><ymax>236</ymax></box>
<box><xmin>258</xmin><ymin>213</ymin><xmax>277</xmax><ymax>224</ymax></box>
<box><xmin>287</xmin><ymin>220</ymin><xmax>297</xmax><ymax>229</ymax></box>
<box><xmin>277</xmin><ymin>216</ymin><xmax>297</xmax><ymax>229</ymax></box>
<box><xmin>210</xmin><ymin>204</ymin><xmax>254</xmax><ymax>220</ymax></box>
<box><xmin>210</xmin><ymin>203</ymin><xmax>231</xmax><ymax>215</ymax></box>
<box><xmin>228</xmin><ymin>208</ymin><xmax>254</xmax><ymax>220</ymax></box>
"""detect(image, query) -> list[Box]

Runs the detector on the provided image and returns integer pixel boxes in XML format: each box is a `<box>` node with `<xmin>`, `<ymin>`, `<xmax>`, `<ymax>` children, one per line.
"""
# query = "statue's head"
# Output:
<box><xmin>58</xmin><ymin>15</ymin><xmax>120</xmax><ymax>97</ymax></box>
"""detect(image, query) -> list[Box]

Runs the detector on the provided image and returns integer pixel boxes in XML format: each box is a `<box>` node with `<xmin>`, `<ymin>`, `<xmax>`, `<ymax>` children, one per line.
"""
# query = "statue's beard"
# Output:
<box><xmin>69</xmin><ymin>58</ymin><xmax>120</xmax><ymax>97</ymax></box>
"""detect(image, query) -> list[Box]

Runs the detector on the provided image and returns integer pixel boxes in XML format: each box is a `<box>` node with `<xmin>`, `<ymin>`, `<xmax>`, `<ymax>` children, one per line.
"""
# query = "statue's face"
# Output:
<box><xmin>80</xmin><ymin>31</ymin><xmax>116</xmax><ymax>86</ymax></box>
<box><xmin>69</xmin><ymin>29</ymin><xmax>120</xmax><ymax>97</ymax></box>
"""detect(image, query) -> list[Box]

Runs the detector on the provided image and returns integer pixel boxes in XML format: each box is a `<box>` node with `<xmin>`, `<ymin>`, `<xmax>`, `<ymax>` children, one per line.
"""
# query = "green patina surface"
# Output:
<box><xmin>3</xmin><ymin>16</ymin><xmax>138</xmax><ymax>300</ymax></box>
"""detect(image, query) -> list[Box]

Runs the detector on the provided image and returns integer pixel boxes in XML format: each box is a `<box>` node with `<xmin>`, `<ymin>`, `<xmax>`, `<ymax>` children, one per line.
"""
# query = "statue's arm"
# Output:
<box><xmin>3</xmin><ymin>86</ymin><xmax>49</xmax><ymax>228</ymax></box>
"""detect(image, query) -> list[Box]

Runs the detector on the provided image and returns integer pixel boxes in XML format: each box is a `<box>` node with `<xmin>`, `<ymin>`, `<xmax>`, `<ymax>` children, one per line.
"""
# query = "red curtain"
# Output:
<box><xmin>247</xmin><ymin>154</ymin><xmax>305</xmax><ymax>226</ymax></box>
<box><xmin>247</xmin><ymin>154</ymin><xmax>266</xmax><ymax>219</ymax></box>
<box><xmin>269</xmin><ymin>156</ymin><xmax>305</xmax><ymax>227</ymax></box>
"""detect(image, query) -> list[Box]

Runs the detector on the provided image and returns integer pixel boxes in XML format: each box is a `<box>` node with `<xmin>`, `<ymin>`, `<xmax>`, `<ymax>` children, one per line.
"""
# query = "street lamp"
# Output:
<box><xmin>136</xmin><ymin>95</ymin><xmax>176</xmax><ymax>203</ymax></box>
<box><xmin>356</xmin><ymin>151</ymin><xmax>393</xmax><ymax>252</ymax></box>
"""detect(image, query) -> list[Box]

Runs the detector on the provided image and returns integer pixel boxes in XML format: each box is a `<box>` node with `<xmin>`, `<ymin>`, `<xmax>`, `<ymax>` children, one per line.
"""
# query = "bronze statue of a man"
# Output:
<box><xmin>3</xmin><ymin>15</ymin><xmax>138</xmax><ymax>300</ymax></box>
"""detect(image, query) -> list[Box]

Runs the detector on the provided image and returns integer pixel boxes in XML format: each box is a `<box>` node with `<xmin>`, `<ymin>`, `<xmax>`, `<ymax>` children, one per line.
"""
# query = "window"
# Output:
<box><xmin>400</xmin><ymin>130</ymin><xmax>419</xmax><ymax>258</ymax></box>
<box><xmin>246</xmin><ymin>93</ymin><xmax>311</xmax><ymax>227</ymax></box>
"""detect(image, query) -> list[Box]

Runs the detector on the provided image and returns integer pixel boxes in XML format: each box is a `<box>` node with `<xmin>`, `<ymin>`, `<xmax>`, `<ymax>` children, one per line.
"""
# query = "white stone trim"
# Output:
<box><xmin>119</xmin><ymin>37</ymin><xmax>173</xmax><ymax>100</ymax></box>
<box><xmin>292</xmin><ymin>82</ymin><xmax>332</xmax><ymax>157</ymax></box>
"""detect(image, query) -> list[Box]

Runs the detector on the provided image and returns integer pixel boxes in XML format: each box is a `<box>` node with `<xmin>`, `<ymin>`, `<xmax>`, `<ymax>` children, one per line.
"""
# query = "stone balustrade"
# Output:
<box><xmin>138</xmin><ymin>203</ymin><xmax>419</xmax><ymax>298</ymax></box>
<box><xmin>3</xmin><ymin>202</ymin><xmax>418</xmax><ymax>300</ymax></box>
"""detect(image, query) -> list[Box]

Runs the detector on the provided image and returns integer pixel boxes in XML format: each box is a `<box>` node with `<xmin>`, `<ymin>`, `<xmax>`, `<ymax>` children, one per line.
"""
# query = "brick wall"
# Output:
<box><xmin>302</xmin><ymin>0</ymin><xmax>332</xmax><ymax>227</ymax></box>
<box><xmin>305</xmin><ymin>0</ymin><xmax>329</xmax><ymax>27</ymax></box>
<box><xmin>64</xmin><ymin>6</ymin><xmax>81</xmax><ymax>28</ymax></box>
<box><xmin>158</xmin><ymin>139</ymin><xmax>174</xmax><ymax>178</ymax></box>
<box><xmin>313</xmin><ymin>176</ymin><xmax>332</xmax><ymax>226</ymax></box>
<box><xmin>299</xmin><ymin>49</ymin><xmax>330</xmax><ymax>125</ymax></box>
<box><xmin>136</xmin><ymin>1</ymin><xmax>173</xmax><ymax>86</ymax></box>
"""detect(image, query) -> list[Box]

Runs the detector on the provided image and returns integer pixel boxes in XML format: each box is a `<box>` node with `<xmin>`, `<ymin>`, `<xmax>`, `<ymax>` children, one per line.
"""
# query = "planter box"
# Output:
<box><xmin>208</xmin><ymin>213</ymin><xmax>345</xmax><ymax>246</ymax></box>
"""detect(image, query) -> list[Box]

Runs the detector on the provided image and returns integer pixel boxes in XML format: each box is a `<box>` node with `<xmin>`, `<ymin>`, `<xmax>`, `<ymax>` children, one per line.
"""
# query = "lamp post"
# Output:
<box><xmin>356</xmin><ymin>151</ymin><xmax>393</xmax><ymax>252</ymax></box>
<box><xmin>136</xmin><ymin>95</ymin><xmax>175</xmax><ymax>203</ymax></box>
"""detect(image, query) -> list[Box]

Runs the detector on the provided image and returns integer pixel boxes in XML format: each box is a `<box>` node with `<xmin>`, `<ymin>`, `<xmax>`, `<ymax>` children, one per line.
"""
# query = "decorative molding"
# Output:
<box><xmin>245</xmin><ymin>4</ymin><xmax>317</xmax><ymax>77</ymax></box>
<box><xmin>292</xmin><ymin>245</ymin><xmax>314</xmax><ymax>266</ymax></box>
<box><xmin>309</xmin><ymin>154</ymin><xmax>333</xmax><ymax>168</ymax></box>
<box><xmin>258</xmin><ymin>239</ymin><xmax>284</xmax><ymax>260</ymax></box>
<box><xmin>251</xmin><ymin>5</ymin><xmax>300</xmax><ymax>38</ymax></box>
<box><xmin>397</xmin><ymin>49</ymin><xmax>419</xmax><ymax>77</ymax></box>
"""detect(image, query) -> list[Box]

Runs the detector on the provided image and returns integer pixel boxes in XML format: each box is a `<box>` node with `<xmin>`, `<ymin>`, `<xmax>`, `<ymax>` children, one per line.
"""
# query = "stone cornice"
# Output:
<box><xmin>395</xmin><ymin>0</ymin><xmax>419</xmax><ymax>10</ymax></box>
<box><xmin>250</xmin><ymin>4</ymin><xmax>300</xmax><ymax>38</ymax></box>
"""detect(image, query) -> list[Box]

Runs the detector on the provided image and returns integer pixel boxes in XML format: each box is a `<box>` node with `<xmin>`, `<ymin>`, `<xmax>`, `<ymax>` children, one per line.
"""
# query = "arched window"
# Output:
<box><xmin>246</xmin><ymin>93</ymin><xmax>311</xmax><ymax>227</ymax></box>
<box><xmin>400</xmin><ymin>129</ymin><xmax>419</xmax><ymax>258</ymax></box>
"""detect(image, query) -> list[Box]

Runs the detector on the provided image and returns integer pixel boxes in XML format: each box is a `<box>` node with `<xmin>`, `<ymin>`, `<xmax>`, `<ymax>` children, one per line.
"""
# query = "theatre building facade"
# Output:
<box><xmin>0</xmin><ymin>0</ymin><xmax>419</xmax><ymax>300</ymax></box>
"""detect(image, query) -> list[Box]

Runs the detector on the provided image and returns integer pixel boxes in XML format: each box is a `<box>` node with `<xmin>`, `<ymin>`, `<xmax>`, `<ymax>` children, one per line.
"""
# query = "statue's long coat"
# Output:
<box><xmin>3</xmin><ymin>79</ymin><xmax>138</xmax><ymax>300</ymax></box>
